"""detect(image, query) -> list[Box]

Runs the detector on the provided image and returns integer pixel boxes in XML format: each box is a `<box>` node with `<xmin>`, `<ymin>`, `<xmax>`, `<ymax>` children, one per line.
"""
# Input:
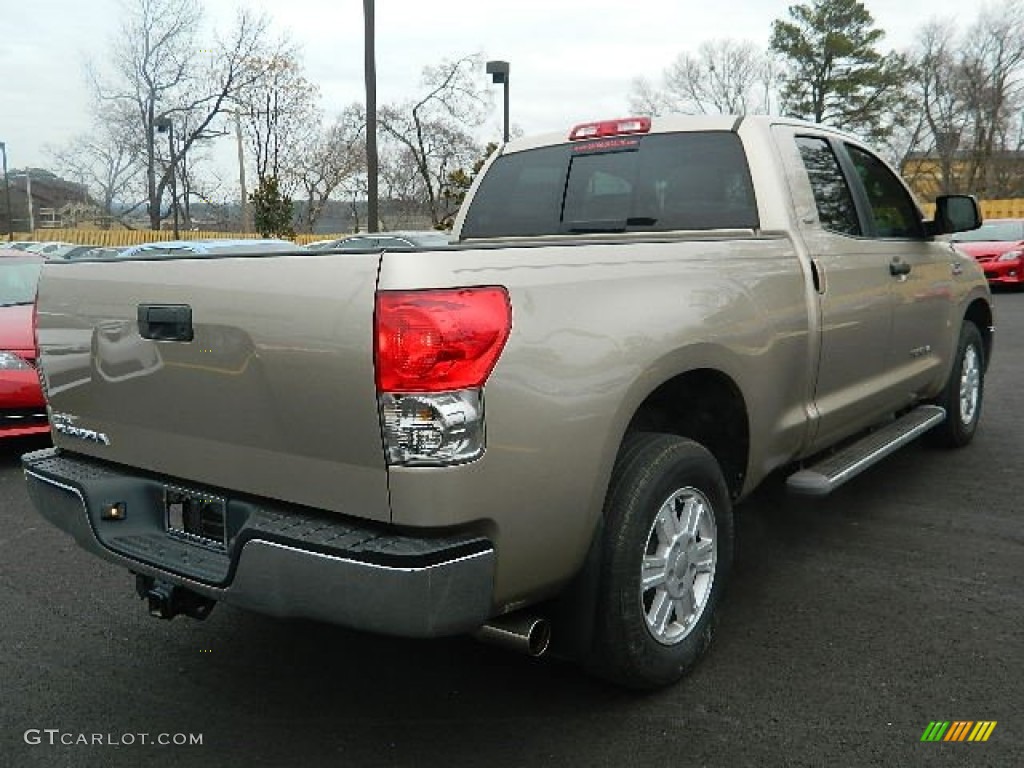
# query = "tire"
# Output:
<box><xmin>928</xmin><ymin>322</ymin><xmax>985</xmax><ymax>449</ymax></box>
<box><xmin>589</xmin><ymin>433</ymin><xmax>733</xmax><ymax>689</ymax></box>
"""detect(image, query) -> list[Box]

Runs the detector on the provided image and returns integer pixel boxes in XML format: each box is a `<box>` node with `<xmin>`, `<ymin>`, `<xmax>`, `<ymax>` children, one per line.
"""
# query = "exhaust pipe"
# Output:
<box><xmin>474</xmin><ymin>612</ymin><xmax>551</xmax><ymax>657</ymax></box>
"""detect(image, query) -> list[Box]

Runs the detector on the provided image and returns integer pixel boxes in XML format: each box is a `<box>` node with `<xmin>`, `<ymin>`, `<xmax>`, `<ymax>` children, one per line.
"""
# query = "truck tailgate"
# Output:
<box><xmin>35</xmin><ymin>253</ymin><xmax>391</xmax><ymax>522</ymax></box>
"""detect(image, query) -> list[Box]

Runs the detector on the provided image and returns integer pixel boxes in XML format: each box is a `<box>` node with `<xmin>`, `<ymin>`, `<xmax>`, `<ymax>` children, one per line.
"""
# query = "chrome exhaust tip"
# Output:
<box><xmin>474</xmin><ymin>613</ymin><xmax>551</xmax><ymax>657</ymax></box>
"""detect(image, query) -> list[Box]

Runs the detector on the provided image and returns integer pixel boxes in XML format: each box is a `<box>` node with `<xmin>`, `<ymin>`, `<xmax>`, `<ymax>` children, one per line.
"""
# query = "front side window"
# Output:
<box><xmin>795</xmin><ymin>136</ymin><xmax>861</xmax><ymax>236</ymax></box>
<box><xmin>845</xmin><ymin>144</ymin><xmax>924</xmax><ymax>238</ymax></box>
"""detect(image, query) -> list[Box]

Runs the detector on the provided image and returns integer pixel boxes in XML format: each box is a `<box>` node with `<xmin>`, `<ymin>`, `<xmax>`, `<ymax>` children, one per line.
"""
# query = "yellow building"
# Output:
<box><xmin>902</xmin><ymin>150</ymin><xmax>1024</xmax><ymax>217</ymax></box>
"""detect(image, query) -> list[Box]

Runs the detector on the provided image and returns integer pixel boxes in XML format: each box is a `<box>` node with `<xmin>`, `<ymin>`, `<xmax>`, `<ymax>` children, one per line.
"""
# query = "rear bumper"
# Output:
<box><xmin>22</xmin><ymin>448</ymin><xmax>495</xmax><ymax>638</ymax></box>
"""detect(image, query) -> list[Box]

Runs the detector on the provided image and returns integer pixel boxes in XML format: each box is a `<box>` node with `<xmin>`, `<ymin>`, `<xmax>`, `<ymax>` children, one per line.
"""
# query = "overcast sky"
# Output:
<box><xmin>1</xmin><ymin>0</ymin><xmax>972</xmax><ymax>174</ymax></box>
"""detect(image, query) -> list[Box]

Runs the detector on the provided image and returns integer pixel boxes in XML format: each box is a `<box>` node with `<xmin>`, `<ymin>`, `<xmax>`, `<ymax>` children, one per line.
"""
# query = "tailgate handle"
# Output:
<box><xmin>889</xmin><ymin>259</ymin><xmax>912</xmax><ymax>277</ymax></box>
<box><xmin>138</xmin><ymin>304</ymin><xmax>194</xmax><ymax>342</ymax></box>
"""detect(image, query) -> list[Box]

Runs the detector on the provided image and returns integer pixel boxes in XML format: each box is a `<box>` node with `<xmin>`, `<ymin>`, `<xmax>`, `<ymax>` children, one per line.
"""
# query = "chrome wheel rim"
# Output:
<box><xmin>641</xmin><ymin>487</ymin><xmax>717</xmax><ymax>646</ymax></box>
<box><xmin>959</xmin><ymin>344</ymin><xmax>981</xmax><ymax>426</ymax></box>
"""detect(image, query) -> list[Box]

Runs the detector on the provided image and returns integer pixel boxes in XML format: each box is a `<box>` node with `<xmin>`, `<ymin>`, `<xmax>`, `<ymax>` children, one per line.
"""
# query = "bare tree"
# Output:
<box><xmin>90</xmin><ymin>0</ymin><xmax>281</xmax><ymax>230</ymax></box>
<box><xmin>958</xmin><ymin>0</ymin><xmax>1024</xmax><ymax>196</ymax></box>
<box><xmin>628</xmin><ymin>76</ymin><xmax>671</xmax><ymax>117</ymax></box>
<box><xmin>377</xmin><ymin>55</ymin><xmax>489</xmax><ymax>226</ymax></box>
<box><xmin>292</xmin><ymin>104</ymin><xmax>367</xmax><ymax>232</ymax></box>
<box><xmin>46</xmin><ymin>115</ymin><xmax>144</xmax><ymax>227</ymax></box>
<box><xmin>629</xmin><ymin>40</ymin><xmax>775</xmax><ymax>117</ymax></box>
<box><xmin>904</xmin><ymin>1</ymin><xmax>1024</xmax><ymax>198</ymax></box>
<box><xmin>902</xmin><ymin>21</ymin><xmax>969</xmax><ymax>196</ymax></box>
<box><xmin>236</xmin><ymin>51</ymin><xmax>321</xmax><ymax>195</ymax></box>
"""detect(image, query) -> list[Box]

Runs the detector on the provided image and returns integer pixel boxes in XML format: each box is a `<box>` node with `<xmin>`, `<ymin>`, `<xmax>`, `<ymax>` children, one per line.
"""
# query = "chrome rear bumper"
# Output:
<box><xmin>23</xmin><ymin>448</ymin><xmax>495</xmax><ymax>638</ymax></box>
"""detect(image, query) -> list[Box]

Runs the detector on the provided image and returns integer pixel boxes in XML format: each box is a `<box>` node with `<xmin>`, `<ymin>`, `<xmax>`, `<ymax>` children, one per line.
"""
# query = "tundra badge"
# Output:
<box><xmin>51</xmin><ymin>413</ymin><xmax>111</xmax><ymax>446</ymax></box>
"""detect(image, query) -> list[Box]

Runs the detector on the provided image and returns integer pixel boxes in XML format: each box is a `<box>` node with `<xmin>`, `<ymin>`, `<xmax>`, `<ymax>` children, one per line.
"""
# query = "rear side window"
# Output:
<box><xmin>796</xmin><ymin>136</ymin><xmax>861</xmax><ymax>236</ymax></box>
<box><xmin>461</xmin><ymin>132</ymin><xmax>758</xmax><ymax>238</ymax></box>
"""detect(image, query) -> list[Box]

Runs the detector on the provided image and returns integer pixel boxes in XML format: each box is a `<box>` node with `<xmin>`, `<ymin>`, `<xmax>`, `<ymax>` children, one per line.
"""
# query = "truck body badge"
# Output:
<box><xmin>51</xmin><ymin>413</ymin><xmax>111</xmax><ymax>446</ymax></box>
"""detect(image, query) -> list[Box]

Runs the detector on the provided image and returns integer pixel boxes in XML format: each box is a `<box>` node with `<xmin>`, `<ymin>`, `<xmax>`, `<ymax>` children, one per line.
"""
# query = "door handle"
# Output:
<box><xmin>889</xmin><ymin>259</ymin><xmax>912</xmax><ymax>277</ymax></box>
<box><xmin>138</xmin><ymin>304</ymin><xmax>194</xmax><ymax>342</ymax></box>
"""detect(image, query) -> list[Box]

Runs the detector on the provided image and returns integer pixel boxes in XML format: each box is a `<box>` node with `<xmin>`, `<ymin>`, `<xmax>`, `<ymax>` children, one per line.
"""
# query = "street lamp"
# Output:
<box><xmin>155</xmin><ymin>116</ymin><xmax>180</xmax><ymax>238</ymax></box>
<box><xmin>486</xmin><ymin>60</ymin><xmax>510</xmax><ymax>144</ymax></box>
<box><xmin>364</xmin><ymin>0</ymin><xmax>379</xmax><ymax>233</ymax></box>
<box><xmin>0</xmin><ymin>141</ymin><xmax>12</xmax><ymax>241</ymax></box>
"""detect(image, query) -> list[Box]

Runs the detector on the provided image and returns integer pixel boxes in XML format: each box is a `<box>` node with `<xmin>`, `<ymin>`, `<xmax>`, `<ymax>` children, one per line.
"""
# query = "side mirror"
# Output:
<box><xmin>930</xmin><ymin>195</ymin><xmax>982</xmax><ymax>236</ymax></box>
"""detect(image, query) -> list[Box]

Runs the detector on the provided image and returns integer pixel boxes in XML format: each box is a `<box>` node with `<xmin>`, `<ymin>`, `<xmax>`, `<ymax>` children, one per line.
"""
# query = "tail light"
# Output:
<box><xmin>375</xmin><ymin>287</ymin><xmax>511</xmax><ymax>466</ymax></box>
<box><xmin>569</xmin><ymin>117</ymin><xmax>651</xmax><ymax>141</ymax></box>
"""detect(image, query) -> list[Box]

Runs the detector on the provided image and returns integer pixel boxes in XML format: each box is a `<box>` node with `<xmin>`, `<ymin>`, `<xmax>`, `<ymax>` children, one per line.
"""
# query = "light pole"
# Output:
<box><xmin>155</xmin><ymin>116</ymin><xmax>180</xmax><ymax>238</ymax></box>
<box><xmin>486</xmin><ymin>61</ymin><xmax>510</xmax><ymax>144</ymax></box>
<box><xmin>0</xmin><ymin>141</ymin><xmax>12</xmax><ymax>241</ymax></box>
<box><xmin>231</xmin><ymin>110</ymin><xmax>250</xmax><ymax>233</ymax></box>
<box><xmin>363</xmin><ymin>0</ymin><xmax>379</xmax><ymax>233</ymax></box>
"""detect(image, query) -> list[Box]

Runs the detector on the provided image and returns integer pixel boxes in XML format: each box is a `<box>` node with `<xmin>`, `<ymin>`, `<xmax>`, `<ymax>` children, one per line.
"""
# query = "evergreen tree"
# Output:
<box><xmin>250</xmin><ymin>176</ymin><xmax>295</xmax><ymax>239</ymax></box>
<box><xmin>770</xmin><ymin>0</ymin><xmax>911</xmax><ymax>141</ymax></box>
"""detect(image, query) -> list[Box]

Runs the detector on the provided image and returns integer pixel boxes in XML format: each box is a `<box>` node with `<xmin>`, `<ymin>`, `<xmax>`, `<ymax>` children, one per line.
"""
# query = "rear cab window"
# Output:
<box><xmin>461</xmin><ymin>132</ymin><xmax>758</xmax><ymax>238</ymax></box>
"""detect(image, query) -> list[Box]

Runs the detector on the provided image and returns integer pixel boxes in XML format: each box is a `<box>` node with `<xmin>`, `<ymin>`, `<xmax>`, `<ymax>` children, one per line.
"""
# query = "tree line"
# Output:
<box><xmin>49</xmin><ymin>0</ymin><xmax>494</xmax><ymax>234</ymax></box>
<box><xmin>631</xmin><ymin>0</ymin><xmax>1024</xmax><ymax>200</ymax></box>
<box><xmin>51</xmin><ymin>0</ymin><xmax>1024</xmax><ymax>235</ymax></box>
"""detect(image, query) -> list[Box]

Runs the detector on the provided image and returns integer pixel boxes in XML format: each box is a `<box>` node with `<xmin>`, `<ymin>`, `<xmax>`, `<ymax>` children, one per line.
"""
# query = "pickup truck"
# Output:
<box><xmin>23</xmin><ymin>115</ymin><xmax>992</xmax><ymax>689</ymax></box>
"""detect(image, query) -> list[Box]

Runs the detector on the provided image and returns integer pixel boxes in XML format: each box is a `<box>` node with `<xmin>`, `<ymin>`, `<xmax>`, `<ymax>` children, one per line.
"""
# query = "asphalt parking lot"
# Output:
<box><xmin>1</xmin><ymin>293</ymin><xmax>1021</xmax><ymax>768</ymax></box>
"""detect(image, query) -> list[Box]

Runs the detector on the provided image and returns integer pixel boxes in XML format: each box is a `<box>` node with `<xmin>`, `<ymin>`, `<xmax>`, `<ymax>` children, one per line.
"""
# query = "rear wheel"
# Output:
<box><xmin>590</xmin><ymin>434</ymin><xmax>733</xmax><ymax>689</ymax></box>
<box><xmin>929</xmin><ymin>322</ymin><xmax>985</xmax><ymax>448</ymax></box>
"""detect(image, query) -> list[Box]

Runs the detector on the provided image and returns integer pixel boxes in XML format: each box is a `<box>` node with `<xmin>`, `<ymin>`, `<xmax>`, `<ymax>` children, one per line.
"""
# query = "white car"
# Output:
<box><xmin>25</xmin><ymin>241</ymin><xmax>76</xmax><ymax>256</ymax></box>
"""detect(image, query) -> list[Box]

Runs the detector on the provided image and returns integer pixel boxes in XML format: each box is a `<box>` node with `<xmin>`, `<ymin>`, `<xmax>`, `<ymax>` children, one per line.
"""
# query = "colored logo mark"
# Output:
<box><xmin>920</xmin><ymin>721</ymin><xmax>997</xmax><ymax>742</ymax></box>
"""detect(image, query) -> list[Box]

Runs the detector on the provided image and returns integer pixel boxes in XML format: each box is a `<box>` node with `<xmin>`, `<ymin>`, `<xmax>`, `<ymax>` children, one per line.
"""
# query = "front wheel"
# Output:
<box><xmin>929</xmin><ymin>322</ymin><xmax>985</xmax><ymax>449</ymax></box>
<box><xmin>590</xmin><ymin>434</ymin><xmax>733</xmax><ymax>689</ymax></box>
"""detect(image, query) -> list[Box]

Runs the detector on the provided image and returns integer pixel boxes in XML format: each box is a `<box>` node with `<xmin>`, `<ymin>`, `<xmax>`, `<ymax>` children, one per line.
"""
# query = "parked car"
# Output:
<box><xmin>0</xmin><ymin>250</ymin><xmax>49</xmax><ymax>438</ymax></box>
<box><xmin>952</xmin><ymin>218</ymin><xmax>1024</xmax><ymax>288</ymax></box>
<box><xmin>4</xmin><ymin>241</ymin><xmax>40</xmax><ymax>251</ymax></box>
<box><xmin>24</xmin><ymin>241</ymin><xmax>77</xmax><ymax>257</ymax></box>
<box><xmin>307</xmin><ymin>230</ymin><xmax>451</xmax><ymax>251</ymax></box>
<box><xmin>44</xmin><ymin>244</ymin><xmax>98</xmax><ymax>260</ymax></box>
<box><xmin>302</xmin><ymin>238</ymin><xmax>342</xmax><ymax>251</ymax></box>
<box><xmin>117</xmin><ymin>239</ymin><xmax>298</xmax><ymax>259</ymax></box>
<box><xmin>66</xmin><ymin>246</ymin><xmax>123</xmax><ymax>260</ymax></box>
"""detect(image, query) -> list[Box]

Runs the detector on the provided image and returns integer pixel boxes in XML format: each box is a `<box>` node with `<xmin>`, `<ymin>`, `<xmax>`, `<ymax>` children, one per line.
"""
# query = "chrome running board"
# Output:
<box><xmin>787</xmin><ymin>405</ymin><xmax>946</xmax><ymax>496</ymax></box>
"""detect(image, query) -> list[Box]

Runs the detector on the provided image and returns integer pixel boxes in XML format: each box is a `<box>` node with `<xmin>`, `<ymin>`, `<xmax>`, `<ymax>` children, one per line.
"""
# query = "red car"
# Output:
<box><xmin>0</xmin><ymin>250</ymin><xmax>49</xmax><ymax>438</ymax></box>
<box><xmin>951</xmin><ymin>218</ymin><xmax>1024</xmax><ymax>288</ymax></box>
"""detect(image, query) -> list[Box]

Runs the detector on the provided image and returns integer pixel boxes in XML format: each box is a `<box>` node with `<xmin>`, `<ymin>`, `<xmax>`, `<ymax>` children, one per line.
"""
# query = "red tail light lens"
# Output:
<box><xmin>375</xmin><ymin>287</ymin><xmax>512</xmax><ymax>393</ymax></box>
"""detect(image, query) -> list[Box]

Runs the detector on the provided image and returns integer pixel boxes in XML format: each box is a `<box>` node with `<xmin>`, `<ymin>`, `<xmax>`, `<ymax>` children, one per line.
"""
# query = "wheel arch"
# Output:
<box><xmin>549</xmin><ymin>361</ymin><xmax>751</xmax><ymax>662</ymax></box>
<box><xmin>963</xmin><ymin>297</ymin><xmax>994</xmax><ymax>370</ymax></box>
<box><xmin>622</xmin><ymin>368</ymin><xmax>751</xmax><ymax>501</ymax></box>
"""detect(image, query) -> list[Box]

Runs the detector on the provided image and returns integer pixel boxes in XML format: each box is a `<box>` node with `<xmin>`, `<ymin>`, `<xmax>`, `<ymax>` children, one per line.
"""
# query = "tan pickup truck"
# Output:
<box><xmin>24</xmin><ymin>115</ymin><xmax>992</xmax><ymax>688</ymax></box>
